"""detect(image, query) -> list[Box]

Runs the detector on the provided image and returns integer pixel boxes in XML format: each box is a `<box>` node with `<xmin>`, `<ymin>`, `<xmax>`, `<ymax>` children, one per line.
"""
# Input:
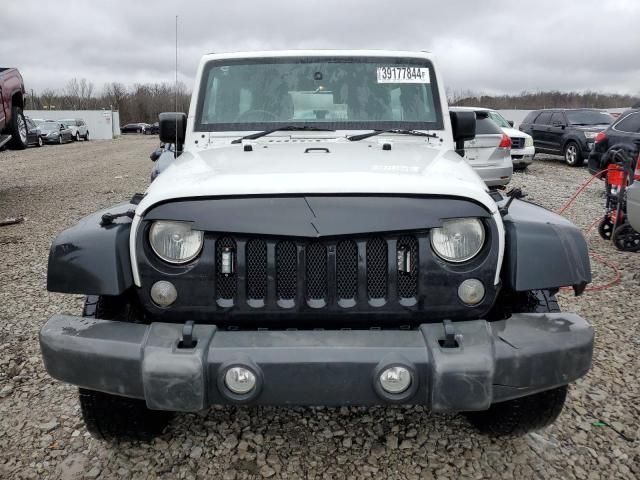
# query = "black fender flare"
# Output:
<box><xmin>47</xmin><ymin>203</ymin><xmax>134</xmax><ymax>295</ymax></box>
<box><xmin>501</xmin><ymin>199</ymin><xmax>591</xmax><ymax>292</ymax></box>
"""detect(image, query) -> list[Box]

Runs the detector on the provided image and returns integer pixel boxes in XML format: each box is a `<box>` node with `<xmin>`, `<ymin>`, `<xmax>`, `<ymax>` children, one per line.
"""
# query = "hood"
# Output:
<box><xmin>137</xmin><ymin>139</ymin><xmax>496</xmax><ymax>214</ymax></box>
<box><xmin>501</xmin><ymin>126</ymin><xmax>531</xmax><ymax>139</ymax></box>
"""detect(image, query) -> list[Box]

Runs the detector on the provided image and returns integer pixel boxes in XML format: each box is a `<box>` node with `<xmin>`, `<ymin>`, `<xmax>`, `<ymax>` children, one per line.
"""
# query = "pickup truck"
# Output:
<box><xmin>41</xmin><ymin>50</ymin><xmax>594</xmax><ymax>441</ymax></box>
<box><xmin>0</xmin><ymin>67</ymin><xmax>28</xmax><ymax>150</ymax></box>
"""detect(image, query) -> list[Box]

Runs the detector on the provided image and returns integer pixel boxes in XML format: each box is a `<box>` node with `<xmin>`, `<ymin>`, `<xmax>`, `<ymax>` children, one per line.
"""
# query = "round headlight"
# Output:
<box><xmin>430</xmin><ymin>218</ymin><xmax>485</xmax><ymax>263</ymax></box>
<box><xmin>149</xmin><ymin>221</ymin><xmax>204</xmax><ymax>264</ymax></box>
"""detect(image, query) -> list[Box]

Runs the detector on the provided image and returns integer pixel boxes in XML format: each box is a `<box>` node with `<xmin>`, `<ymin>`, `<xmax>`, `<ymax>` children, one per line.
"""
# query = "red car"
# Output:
<box><xmin>0</xmin><ymin>67</ymin><xmax>27</xmax><ymax>150</ymax></box>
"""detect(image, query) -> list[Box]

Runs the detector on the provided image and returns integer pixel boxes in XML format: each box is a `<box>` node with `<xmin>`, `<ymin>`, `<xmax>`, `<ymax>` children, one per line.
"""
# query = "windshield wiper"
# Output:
<box><xmin>347</xmin><ymin>129</ymin><xmax>439</xmax><ymax>141</ymax></box>
<box><xmin>231</xmin><ymin>126</ymin><xmax>335</xmax><ymax>144</ymax></box>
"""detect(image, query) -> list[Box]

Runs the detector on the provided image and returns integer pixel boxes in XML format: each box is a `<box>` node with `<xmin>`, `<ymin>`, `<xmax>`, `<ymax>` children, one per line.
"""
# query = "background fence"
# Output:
<box><xmin>24</xmin><ymin>110</ymin><xmax>120</xmax><ymax>140</ymax></box>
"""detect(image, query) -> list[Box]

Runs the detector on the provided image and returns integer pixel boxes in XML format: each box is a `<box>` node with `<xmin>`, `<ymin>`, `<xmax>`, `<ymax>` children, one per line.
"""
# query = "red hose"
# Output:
<box><xmin>555</xmin><ymin>169</ymin><xmax>622</xmax><ymax>292</ymax></box>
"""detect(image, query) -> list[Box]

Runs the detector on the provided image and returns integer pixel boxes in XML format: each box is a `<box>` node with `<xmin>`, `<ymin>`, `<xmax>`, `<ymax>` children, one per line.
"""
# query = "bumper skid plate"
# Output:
<box><xmin>40</xmin><ymin>313</ymin><xmax>593</xmax><ymax>412</ymax></box>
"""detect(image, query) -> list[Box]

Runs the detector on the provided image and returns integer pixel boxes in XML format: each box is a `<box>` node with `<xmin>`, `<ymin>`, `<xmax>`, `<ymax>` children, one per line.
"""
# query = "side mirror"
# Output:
<box><xmin>508</xmin><ymin>120</ymin><xmax>514</xmax><ymax>127</ymax></box>
<box><xmin>150</xmin><ymin>148</ymin><xmax>163</xmax><ymax>162</ymax></box>
<box><xmin>450</xmin><ymin>111</ymin><xmax>476</xmax><ymax>157</ymax></box>
<box><xmin>159</xmin><ymin>112</ymin><xmax>187</xmax><ymax>146</ymax></box>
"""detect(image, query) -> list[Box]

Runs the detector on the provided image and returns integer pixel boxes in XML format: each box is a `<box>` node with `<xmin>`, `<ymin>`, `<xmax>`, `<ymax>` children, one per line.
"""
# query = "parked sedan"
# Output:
<box><xmin>121</xmin><ymin>123</ymin><xmax>149</xmax><ymax>134</ymax></box>
<box><xmin>38</xmin><ymin>122</ymin><xmax>74</xmax><ymax>144</ymax></box>
<box><xmin>483</xmin><ymin>109</ymin><xmax>535</xmax><ymax>170</ymax></box>
<box><xmin>519</xmin><ymin>109</ymin><xmax>614</xmax><ymax>166</ymax></box>
<box><xmin>60</xmin><ymin>118</ymin><xmax>89</xmax><ymax>141</ymax></box>
<box><xmin>588</xmin><ymin>108</ymin><xmax>640</xmax><ymax>175</ymax></box>
<box><xmin>450</xmin><ymin>107</ymin><xmax>513</xmax><ymax>187</ymax></box>
<box><xmin>144</xmin><ymin>122</ymin><xmax>160</xmax><ymax>135</ymax></box>
<box><xmin>25</xmin><ymin>118</ymin><xmax>43</xmax><ymax>147</ymax></box>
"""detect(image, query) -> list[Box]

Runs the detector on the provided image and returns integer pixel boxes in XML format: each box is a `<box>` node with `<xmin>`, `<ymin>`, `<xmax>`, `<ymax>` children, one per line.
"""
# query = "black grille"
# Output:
<box><xmin>397</xmin><ymin>236</ymin><xmax>418</xmax><ymax>298</ymax></box>
<box><xmin>276</xmin><ymin>241</ymin><xmax>297</xmax><ymax>300</ymax></box>
<box><xmin>336</xmin><ymin>240</ymin><xmax>358</xmax><ymax>300</ymax></box>
<box><xmin>213</xmin><ymin>234</ymin><xmax>424</xmax><ymax>309</ymax></box>
<box><xmin>216</xmin><ymin>237</ymin><xmax>237</xmax><ymax>300</ymax></box>
<box><xmin>366</xmin><ymin>238</ymin><xmax>388</xmax><ymax>299</ymax></box>
<box><xmin>306</xmin><ymin>242</ymin><xmax>327</xmax><ymax>300</ymax></box>
<box><xmin>510</xmin><ymin>137</ymin><xmax>525</xmax><ymax>149</ymax></box>
<box><xmin>246</xmin><ymin>239</ymin><xmax>267</xmax><ymax>300</ymax></box>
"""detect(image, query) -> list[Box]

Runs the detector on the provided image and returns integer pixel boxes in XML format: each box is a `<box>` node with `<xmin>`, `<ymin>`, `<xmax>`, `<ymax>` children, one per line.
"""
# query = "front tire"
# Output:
<box><xmin>8</xmin><ymin>106</ymin><xmax>28</xmax><ymax>150</ymax></box>
<box><xmin>78</xmin><ymin>295</ymin><xmax>173</xmax><ymax>441</ymax></box>
<box><xmin>564</xmin><ymin>141</ymin><xmax>584</xmax><ymax>167</ymax></box>
<box><xmin>84</xmin><ymin>131</ymin><xmax>90</xmax><ymax>141</ymax></box>
<box><xmin>465</xmin><ymin>386</ymin><xmax>568</xmax><ymax>437</ymax></box>
<box><xmin>37</xmin><ymin>136</ymin><xmax>43</xmax><ymax>147</ymax></box>
<box><xmin>466</xmin><ymin>289</ymin><xmax>567</xmax><ymax>436</ymax></box>
<box><xmin>75</xmin><ymin>132</ymin><xmax>80</xmax><ymax>141</ymax></box>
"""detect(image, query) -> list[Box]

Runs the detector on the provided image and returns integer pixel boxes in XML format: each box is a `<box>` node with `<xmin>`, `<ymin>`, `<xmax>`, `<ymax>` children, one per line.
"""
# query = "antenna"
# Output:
<box><xmin>175</xmin><ymin>15</ymin><xmax>179</xmax><ymax>160</ymax></box>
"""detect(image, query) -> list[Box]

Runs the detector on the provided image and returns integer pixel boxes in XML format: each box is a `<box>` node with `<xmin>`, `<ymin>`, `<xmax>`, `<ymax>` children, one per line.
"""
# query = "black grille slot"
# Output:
<box><xmin>246</xmin><ymin>239</ymin><xmax>267</xmax><ymax>300</ymax></box>
<box><xmin>216</xmin><ymin>237</ymin><xmax>237</xmax><ymax>300</ymax></box>
<box><xmin>510</xmin><ymin>137</ymin><xmax>525</xmax><ymax>149</ymax></box>
<box><xmin>397</xmin><ymin>236</ymin><xmax>418</xmax><ymax>298</ymax></box>
<box><xmin>336</xmin><ymin>240</ymin><xmax>358</xmax><ymax>300</ymax></box>
<box><xmin>276</xmin><ymin>241</ymin><xmax>297</xmax><ymax>300</ymax></box>
<box><xmin>306</xmin><ymin>242</ymin><xmax>327</xmax><ymax>300</ymax></box>
<box><xmin>367</xmin><ymin>238</ymin><xmax>388</xmax><ymax>299</ymax></box>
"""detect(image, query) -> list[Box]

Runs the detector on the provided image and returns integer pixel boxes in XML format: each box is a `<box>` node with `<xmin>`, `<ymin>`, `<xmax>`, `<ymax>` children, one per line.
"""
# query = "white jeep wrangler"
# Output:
<box><xmin>41</xmin><ymin>50</ymin><xmax>593</xmax><ymax>440</ymax></box>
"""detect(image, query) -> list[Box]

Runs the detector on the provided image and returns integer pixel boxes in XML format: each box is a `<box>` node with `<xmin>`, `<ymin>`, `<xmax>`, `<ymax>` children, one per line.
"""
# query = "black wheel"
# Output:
<box><xmin>612</xmin><ymin>224</ymin><xmax>640</xmax><ymax>252</ymax></box>
<box><xmin>137</xmin><ymin>128</ymin><xmax>142</xmax><ymax>134</ymax></box>
<box><xmin>465</xmin><ymin>289</ymin><xmax>567</xmax><ymax>436</ymax></box>
<box><xmin>37</xmin><ymin>136</ymin><xmax>43</xmax><ymax>148</ymax></box>
<box><xmin>598</xmin><ymin>216</ymin><xmax>614</xmax><ymax>240</ymax></box>
<box><xmin>78</xmin><ymin>295</ymin><xmax>173</xmax><ymax>441</ymax></box>
<box><xmin>8</xmin><ymin>106</ymin><xmax>28</xmax><ymax>150</ymax></box>
<box><xmin>85</xmin><ymin>131</ymin><xmax>90</xmax><ymax>141</ymax></box>
<box><xmin>564</xmin><ymin>141</ymin><xmax>584</xmax><ymax>167</ymax></box>
<box><xmin>75</xmin><ymin>132</ymin><xmax>80</xmax><ymax>141</ymax></box>
<box><xmin>58</xmin><ymin>135</ymin><xmax>63</xmax><ymax>145</ymax></box>
<box><xmin>513</xmin><ymin>164</ymin><xmax>528</xmax><ymax>172</ymax></box>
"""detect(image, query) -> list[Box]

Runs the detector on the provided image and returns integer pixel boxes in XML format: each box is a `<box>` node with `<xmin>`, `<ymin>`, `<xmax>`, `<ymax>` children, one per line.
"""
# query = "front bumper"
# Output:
<box><xmin>511</xmin><ymin>146</ymin><xmax>535</xmax><ymax>166</ymax></box>
<box><xmin>40</xmin><ymin>313</ymin><xmax>593</xmax><ymax>413</ymax></box>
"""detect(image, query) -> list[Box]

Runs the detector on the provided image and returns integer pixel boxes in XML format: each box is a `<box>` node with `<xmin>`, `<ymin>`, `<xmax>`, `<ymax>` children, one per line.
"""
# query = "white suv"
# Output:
<box><xmin>60</xmin><ymin>119</ymin><xmax>89</xmax><ymax>141</ymax></box>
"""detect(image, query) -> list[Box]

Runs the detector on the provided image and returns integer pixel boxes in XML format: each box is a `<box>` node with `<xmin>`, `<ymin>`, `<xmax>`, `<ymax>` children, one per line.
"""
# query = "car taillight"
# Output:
<box><xmin>594</xmin><ymin>131</ymin><xmax>606</xmax><ymax>144</ymax></box>
<box><xmin>498</xmin><ymin>134</ymin><xmax>512</xmax><ymax>149</ymax></box>
<box><xmin>635</xmin><ymin>154</ymin><xmax>640</xmax><ymax>181</ymax></box>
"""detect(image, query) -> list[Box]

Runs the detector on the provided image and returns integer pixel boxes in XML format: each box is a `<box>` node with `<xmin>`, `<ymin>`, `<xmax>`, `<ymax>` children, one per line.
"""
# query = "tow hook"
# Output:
<box><xmin>440</xmin><ymin>319</ymin><xmax>461</xmax><ymax>348</ymax></box>
<box><xmin>179</xmin><ymin>320</ymin><xmax>197</xmax><ymax>349</ymax></box>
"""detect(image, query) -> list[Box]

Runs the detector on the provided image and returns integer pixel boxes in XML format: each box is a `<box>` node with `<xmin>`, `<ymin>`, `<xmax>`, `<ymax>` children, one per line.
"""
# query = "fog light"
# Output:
<box><xmin>458</xmin><ymin>279</ymin><xmax>485</xmax><ymax>305</ymax></box>
<box><xmin>379</xmin><ymin>366</ymin><xmax>411</xmax><ymax>394</ymax></box>
<box><xmin>224</xmin><ymin>367</ymin><xmax>256</xmax><ymax>394</ymax></box>
<box><xmin>150</xmin><ymin>280</ymin><xmax>178</xmax><ymax>307</ymax></box>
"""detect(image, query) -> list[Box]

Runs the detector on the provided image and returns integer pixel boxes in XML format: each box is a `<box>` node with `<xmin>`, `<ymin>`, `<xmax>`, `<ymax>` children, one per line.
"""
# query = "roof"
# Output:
<box><xmin>201</xmin><ymin>49</ymin><xmax>434</xmax><ymax>62</ymax></box>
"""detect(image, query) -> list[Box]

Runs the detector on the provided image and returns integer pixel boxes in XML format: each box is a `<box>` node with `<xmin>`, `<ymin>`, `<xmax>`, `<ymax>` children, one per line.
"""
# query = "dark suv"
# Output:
<box><xmin>519</xmin><ymin>109</ymin><xmax>614</xmax><ymax>166</ymax></box>
<box><xmin>588</xmin><ymin>108</ymin><xmax>640</xmax><ymax>175</ymax></box>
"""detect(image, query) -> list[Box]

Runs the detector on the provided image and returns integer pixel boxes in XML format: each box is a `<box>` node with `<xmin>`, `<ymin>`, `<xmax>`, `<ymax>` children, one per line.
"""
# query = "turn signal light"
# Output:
<box><xmin>498</xmin><ymin>134</ymin><xmax>512</xmax><ymax>149</ymax></box>
<box><xmin>594</xmin><ymin>131</ymin><xmax>607</xmax><ymax>144</ymax></box>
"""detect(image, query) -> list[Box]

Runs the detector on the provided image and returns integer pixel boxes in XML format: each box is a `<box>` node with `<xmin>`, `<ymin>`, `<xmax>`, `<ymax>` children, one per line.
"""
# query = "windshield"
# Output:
<box><xmin>39</xmin><ymin>123</ymin><xmax>60</xmax><ymax>131</ymax></box>
<box><xmin>196</xmin><ymin>56</ymin><xmax>443</xmax><ymax>132</ymax></box>
<box><xmin>61</xmin><ymin>120</ymin><xmax>77</xmax><ymax>126</ymax></box>
<box><xmin>566</xmin><ymin>110</ymin><xmax>614</xmax><ymax>125</ymax></box>
<box><xmin>488</xmin><ymin>111</ymin><xmax>511</xmax><ymax>128</ymax></box>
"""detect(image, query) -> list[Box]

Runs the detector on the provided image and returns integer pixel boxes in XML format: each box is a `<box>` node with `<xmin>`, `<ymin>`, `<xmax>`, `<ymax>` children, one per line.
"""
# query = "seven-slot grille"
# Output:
<box><xmin>214</xmin><ymin>235</ymin><xmax>420</xmax><ymax>308</ymax></box>
<box><xmin>510</xmin><ymin>137</ymin><xmax>525</xmax><ymax>149</ymax></box>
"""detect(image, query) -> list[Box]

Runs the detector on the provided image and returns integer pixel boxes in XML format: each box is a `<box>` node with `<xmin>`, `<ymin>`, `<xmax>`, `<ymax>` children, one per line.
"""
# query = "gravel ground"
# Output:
<box><xmin>0</xmin><ymin>137</ymin><xmax>638</xmax><ymax>479</ymax></box>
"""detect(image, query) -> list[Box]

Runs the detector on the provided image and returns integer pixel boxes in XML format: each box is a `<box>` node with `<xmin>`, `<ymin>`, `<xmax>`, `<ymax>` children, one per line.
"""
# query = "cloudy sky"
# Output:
<box><xmin>3</xmin><ymin>0</ymin><xmax>640</xmax><ymax>96</ymax></box>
